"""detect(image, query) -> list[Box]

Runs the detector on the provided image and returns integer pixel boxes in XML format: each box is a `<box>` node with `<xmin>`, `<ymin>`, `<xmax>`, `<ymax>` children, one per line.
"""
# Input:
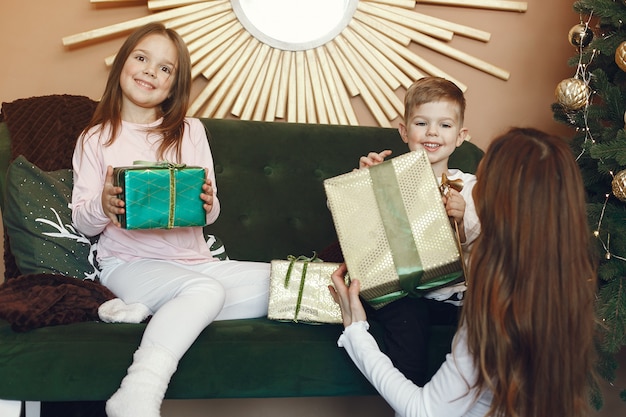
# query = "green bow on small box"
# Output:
<box><xmin>284</xmin><ymin>253</ymin><xmax>323</xmax><ymax>321</ymax></box>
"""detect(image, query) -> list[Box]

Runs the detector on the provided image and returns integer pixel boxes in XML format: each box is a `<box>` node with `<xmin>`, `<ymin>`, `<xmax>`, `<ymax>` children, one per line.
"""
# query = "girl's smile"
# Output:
<box><xmin>120</xmin><ymin>33</ymin><xmax>177</xmax><ymax>122</ymax></box>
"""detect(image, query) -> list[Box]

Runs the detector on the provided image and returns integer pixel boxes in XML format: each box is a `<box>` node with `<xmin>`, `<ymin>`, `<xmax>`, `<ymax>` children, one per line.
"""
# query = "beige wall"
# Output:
<box><xmin>1</xmin><ymin>0</ymin><xmax>578</xmax><ymax>151</ymax></box>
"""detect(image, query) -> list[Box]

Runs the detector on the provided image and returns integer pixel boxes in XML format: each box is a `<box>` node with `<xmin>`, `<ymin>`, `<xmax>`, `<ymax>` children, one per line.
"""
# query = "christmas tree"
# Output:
<box><xmin>552</xmin><ymin>0</ymin><xmax>626</xmax><ymax>407</ymax></box>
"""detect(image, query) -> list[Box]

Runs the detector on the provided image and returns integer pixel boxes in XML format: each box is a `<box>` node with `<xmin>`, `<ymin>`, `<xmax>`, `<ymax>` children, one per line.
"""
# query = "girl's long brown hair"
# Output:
<box><xmin>462</xmin><ymin>127</ymin><xmax>597</xmax><ymax>417</ymax></box>
<box><xmin>82</xmin><ymin>22</ymin><xmax>192</xmax><ymax>161</ymax></box>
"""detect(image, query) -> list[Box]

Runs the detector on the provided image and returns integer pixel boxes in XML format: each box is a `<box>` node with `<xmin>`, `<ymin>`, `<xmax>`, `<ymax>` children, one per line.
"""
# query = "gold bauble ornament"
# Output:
<box><xmin>616</xmin><ymin>41</ymin><xmax>626</xmax><ymax>72</ymax></box>
<box><xmin>555</xmin><ymin>78</ymin><xmax>589</xmax><ymax>110</ymax></box>
<box><xmin>612</xmin><ymin>170</ymin><xmax>626</xmax><ymax>201</ymax></box>
<box><xmin>568</xmin><ymin>23</ymin><xmax>593</xmax><ymax>48</ymax></box>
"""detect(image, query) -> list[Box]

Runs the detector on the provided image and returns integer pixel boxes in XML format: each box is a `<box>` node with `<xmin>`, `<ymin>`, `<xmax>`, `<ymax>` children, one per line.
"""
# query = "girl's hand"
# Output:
<box><xmin>442</xmin><ymin>189</ymin><xmax>467</xmax><ymax>243</ymax></box>
<box><xmin>358</xmin><ymin>150</ymin><xmax>392</xmax><ymax>169</ymax></box>
<box><xmin>102</xmin><ymin>165</ymin><xmax>124</xmax><ymax>227</ymax></box>
<box><xmin>201</xmin><ymin>177</ymin><xmax>214</xmax><ymax>213</ymax></box>
<box><xmin>329</xmin><ymin>263</ymin><xmax>368</xmax><ymax>328</ymax></box>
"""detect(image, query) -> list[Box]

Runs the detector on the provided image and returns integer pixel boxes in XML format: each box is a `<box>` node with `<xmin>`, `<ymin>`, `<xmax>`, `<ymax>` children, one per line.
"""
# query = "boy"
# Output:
<box><xmin>358</xmin><ymin>77</ymin><xmax>480</xmax><ymax>385</ymax></box>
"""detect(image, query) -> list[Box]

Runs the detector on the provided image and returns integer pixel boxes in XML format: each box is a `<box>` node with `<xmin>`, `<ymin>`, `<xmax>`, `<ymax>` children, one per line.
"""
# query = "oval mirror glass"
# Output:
<box><xmin>231</xmin><ymin>0</ymin><xmax>359</xmax><ymax>51</ymax></box>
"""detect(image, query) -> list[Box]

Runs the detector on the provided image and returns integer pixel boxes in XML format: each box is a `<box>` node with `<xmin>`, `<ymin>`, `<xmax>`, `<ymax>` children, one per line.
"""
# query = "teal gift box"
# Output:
<box><xmin>113</xmin><ymin>162</ymin><xmax>206</xmax><ymax>230</ymax></box>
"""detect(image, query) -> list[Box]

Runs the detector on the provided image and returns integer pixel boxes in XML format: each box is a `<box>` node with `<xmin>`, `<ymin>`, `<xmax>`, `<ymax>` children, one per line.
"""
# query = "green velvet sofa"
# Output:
<box><xmin>0</xmin><ymin>95</ymin><xmax>483</xmax><ymax>416</ymax></box>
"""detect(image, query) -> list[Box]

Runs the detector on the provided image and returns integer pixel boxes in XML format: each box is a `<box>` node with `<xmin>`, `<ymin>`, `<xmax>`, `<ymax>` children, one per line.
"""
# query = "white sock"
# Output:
<box><xmin>98</xmin><ymin>298</ymin><xmax>151</xmax><ymax>323</ymax></box>
<box><xmin>106</xmin><ymin>345</ymin><xmax>178</xmax><ymax>417</ymax></box>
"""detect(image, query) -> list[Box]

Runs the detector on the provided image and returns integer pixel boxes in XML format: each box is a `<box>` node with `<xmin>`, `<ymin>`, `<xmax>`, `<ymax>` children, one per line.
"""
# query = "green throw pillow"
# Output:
<box><xmin>3</xmin><ymin>156</ymin><xmax>99</xmax><ymax>280</ymax></box>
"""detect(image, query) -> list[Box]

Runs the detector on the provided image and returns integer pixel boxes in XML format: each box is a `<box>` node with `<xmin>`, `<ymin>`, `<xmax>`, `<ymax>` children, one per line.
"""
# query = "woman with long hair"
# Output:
<box><xmin>330</xmin><ymin>127</ymin><xmax>597</xmax><ymax>417</ymax></box>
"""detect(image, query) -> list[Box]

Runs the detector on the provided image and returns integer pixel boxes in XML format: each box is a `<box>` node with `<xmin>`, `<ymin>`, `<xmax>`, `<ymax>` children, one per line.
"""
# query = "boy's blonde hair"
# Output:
<box><xmin>403</xmin><ymin>77</ymin><xmax>466</xmax><ymax>125</ymax></box>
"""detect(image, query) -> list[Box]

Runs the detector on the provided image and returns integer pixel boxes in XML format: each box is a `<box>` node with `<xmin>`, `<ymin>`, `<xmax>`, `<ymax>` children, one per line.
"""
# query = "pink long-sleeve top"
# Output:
<box><xmin>71</xmin><ymin>117</ymin><xmax>220</xmax><ymax>264</ymax></box>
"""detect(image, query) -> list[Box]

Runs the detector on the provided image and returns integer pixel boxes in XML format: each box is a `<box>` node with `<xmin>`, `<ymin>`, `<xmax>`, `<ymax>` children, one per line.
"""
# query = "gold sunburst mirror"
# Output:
<box><xmin>63</xmin><ymin>0</ymin><xmax>527</xmax><ymax>127</ymax></box>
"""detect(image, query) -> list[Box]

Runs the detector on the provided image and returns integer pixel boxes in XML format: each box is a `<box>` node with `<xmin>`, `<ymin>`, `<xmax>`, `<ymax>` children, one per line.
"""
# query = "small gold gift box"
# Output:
<box><xmin>268</xmin><ymin>255</ymin><xmax>343</xmax><ymax>324</ymax></box>
<box><xmin>323</xmin><ymin>149</ymin><xmax>463</xmax><ymax>308</ymax></box>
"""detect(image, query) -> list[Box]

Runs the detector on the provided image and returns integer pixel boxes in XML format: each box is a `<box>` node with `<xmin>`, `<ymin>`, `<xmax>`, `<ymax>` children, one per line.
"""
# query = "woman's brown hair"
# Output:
<box><xmin>462</xmin><ymin>127</ymin><xmax>597</xmax><ymax>417</ymax></box>
<box><xmin>82</xmin><ymin>22</ymin><xmax>192</xmax><ymax>161</ymax></box>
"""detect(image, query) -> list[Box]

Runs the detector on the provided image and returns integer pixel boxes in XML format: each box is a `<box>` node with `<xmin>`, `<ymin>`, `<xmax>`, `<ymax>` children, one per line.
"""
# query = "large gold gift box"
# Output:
<box><xmin>268</xmin><ymin>257</ymin><xmax>343</xmax><ymax>324</ymax></box>
<box><xmin>323</xmin><ymin>149</ymin><xmax>463</xmax><ymax>308</ymax></box>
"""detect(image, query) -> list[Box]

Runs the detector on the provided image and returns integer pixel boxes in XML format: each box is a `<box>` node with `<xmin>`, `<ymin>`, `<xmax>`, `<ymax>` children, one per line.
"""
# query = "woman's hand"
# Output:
<box><xmin>329</xmin><ymin>263</ymin><xmax>368</xmax><ymax>328</ymax></box>
<box><xmin>102</xmin><ymin>165</ymin><xmax>124</xmax><ymax>227</ymax></box>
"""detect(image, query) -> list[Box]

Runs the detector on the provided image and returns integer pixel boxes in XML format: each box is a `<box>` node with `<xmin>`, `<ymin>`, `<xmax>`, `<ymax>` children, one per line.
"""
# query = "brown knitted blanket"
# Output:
<box><xmin>0</xmin><ymin>273</ymin><xmax>115</xmax><ymax>332</ymax></box>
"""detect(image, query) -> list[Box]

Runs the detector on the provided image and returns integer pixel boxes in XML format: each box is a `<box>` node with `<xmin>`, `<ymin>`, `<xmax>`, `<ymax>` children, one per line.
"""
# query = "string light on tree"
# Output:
<box><xmin>552</xmin><ymin>2</ymin><xmax>626</xmax><ymax>405</ymax></box>
<box><xmin>556</xmin><ymin>18</ymin><xmax>595</xmax><ymax>116</ymax></box>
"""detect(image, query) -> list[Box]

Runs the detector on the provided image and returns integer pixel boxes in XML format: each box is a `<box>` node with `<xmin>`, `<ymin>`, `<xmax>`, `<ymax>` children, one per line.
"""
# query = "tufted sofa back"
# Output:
<box><xmin>201</xmin><ymin>118</ymin><xmax>483</xmax><ymax>262</ymax></box>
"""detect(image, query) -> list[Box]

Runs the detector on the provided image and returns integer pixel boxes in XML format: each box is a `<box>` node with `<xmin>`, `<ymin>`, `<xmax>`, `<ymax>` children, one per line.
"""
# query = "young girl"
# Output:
<box><xmin>330</xmin><ymin>127</ymin><xmax>597</xmax><ymax>417</ymax></box>
<box><xmin>71</xmin><ymin>23</ymin><xmax>270</xmax><ymax>417</ymax></box>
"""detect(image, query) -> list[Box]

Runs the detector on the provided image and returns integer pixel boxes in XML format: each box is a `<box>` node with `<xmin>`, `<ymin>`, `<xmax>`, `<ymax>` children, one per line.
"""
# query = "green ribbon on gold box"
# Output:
<box><xmin>268</xmin><ymin>253</ymin><xmax>344</xmax><ymax>324</ymax></box>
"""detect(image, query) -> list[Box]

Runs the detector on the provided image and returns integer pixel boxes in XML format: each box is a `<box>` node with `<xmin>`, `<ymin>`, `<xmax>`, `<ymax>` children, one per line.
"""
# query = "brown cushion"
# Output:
<box><xmin>1</xmin><ymin>94</ymin><xmax>97</xmax><ymax>171</ymax></box>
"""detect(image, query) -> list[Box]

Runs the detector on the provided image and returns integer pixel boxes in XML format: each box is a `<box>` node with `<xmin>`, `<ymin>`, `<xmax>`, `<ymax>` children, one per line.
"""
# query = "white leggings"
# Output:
<box><xmin>99</xmin><ymin>258</ymin><xmax>270</xmax><ymax>360</ymax></box>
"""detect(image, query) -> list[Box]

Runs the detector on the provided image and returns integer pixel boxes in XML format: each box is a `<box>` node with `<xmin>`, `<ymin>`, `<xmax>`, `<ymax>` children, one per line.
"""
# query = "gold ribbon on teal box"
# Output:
<box><xmin>113</xmin><ymin>162</ymin><xmax>206</xmax><ymax>230</ymax></box>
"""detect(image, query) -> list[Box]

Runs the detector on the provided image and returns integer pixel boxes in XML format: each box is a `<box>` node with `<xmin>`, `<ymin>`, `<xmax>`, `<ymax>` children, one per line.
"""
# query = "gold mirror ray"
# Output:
<box><xmin>65</xmin><ymin>0</ymin><xmax>527</xmax><ymax>126</ymax></box>
<box><xmin>416</xmin><ymin>0</ymin><xmax>527</xmax><ymax>12</ymax></box>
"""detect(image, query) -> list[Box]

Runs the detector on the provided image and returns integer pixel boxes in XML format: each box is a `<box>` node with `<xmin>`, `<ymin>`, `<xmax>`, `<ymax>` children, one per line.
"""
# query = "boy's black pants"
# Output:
<box><xmin>364</xmin><ymin>295</ymin><xmax>460</xmax><ymax>386</ymax></box>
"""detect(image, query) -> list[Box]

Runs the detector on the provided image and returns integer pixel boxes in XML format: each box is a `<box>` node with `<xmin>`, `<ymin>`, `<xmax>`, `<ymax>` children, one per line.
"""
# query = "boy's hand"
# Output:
<box><xmin>358</xmin><ymin>150</ymin><xmax>392</xmax><ymax>169</ymax></box>
<box><xmin>201</xmin><ymin>177</ymin><xmax>215</xmax><ymax>213</ymax></box>
<box><xmin>442</xmin><ymin>189</ymin><xmax>467</xmax><ymax>243</ymax></box>
<box><xmin>102</xmin><ymin>165</ymin><xmax>124</xmax><ymax>227</ymax></box>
